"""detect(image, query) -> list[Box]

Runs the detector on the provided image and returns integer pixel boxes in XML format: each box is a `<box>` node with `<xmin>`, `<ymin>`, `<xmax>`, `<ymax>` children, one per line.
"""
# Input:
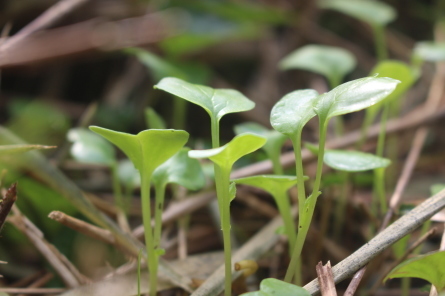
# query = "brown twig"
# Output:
<box><xmin>17</xmin><ymin>272</ymin><xmax>54</xmax><ymax>296</ymax></box>
<box><xmin>9</xmin><ymin>206</ymin><xmax>90</xmax><ymax>288</ymax></box>
<box><xmin>0</xmin><ymin>183</ymin><xmax>17</xmax><ymax>233</ymax></box>
<box><xmin>0</xmin><ymin>0</ymin><xmax>89</xmax><ymax>53</ymax></box>
<box><xmin>0</xmin><ymin>288</ymin><xmax>66</xmax><ymax>294</ymax></box>
<box><xmin>316</xmin><ymin>261</ymin><xmax>337</xmax><ymax>296</ymax></box>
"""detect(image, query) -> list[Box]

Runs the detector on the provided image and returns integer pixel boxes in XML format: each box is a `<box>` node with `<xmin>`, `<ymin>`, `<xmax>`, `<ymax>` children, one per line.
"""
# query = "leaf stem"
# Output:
<box><xmin>372</xmin><ymin>24</ymin><xmax>388</xmax><ymax>61</ymax></box>
<box><xmin>153</xmin><ymin>182</ymin><xmax>167</xmax><ymax>253</ymax></box>
<box><xmin>140</xmin><ymin>171</ymin><xmax>158</xmax><ymax>296</ymax></box>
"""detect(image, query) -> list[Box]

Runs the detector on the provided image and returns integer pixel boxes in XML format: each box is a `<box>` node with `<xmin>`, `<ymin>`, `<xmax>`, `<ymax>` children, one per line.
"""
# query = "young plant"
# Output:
<box><xmin>89</xmin><ymin>126</ymin><xmax>189</xmax><ymax>296</ymax></box>
<box><xmin>155</xmin><ymin>77</ymin><xmax>257</xmax><ymax>296</ymax></box>
<box><xmin>271</xmin><ymin>77</ymin><xmax>399</xmax><ymax>282</ymax></box>
<box><xmin>189</xmin><ymin>133</ymin><xmax>266</xmax><ymax>296</ymax></box>
<box><xmin>279</xmin><ymin>44</ymin><xmax>356</xmax><ymax>89</ymax></box>
<box><xmin>319</xmin><ymin>0</ymin><xmax>396</xmax><ymax>61</ymax></box>
<box><xmin>151</xmin><ymin>148</ymin><xmax>205</xmax><ymax>258</ymax></box>
<box><xmin>234</xmin><ymin>122</ymin><xmax>288</xmax><ymax>174</ymax></box>
<box><xmin>233</xmin><ymin>175</ymin><xmax>308</xmax><ymax>251</ymax></box>
<box><xmin>412</xmin><ymin>41</ymin><xmax>445</xmax><ymax>65</ymax></box>
<box><xmin>67</xmin><ymin>128</ymin><xmax>129</xmax><ymax>230</ymax></box>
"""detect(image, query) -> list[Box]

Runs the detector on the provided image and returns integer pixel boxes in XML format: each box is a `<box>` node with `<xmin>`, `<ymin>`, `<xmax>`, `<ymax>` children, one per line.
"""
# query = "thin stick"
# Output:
<box><xmin>343</xmin><ymin>269</ymin><xmax>366</xmax><ymax>296</ymax></box>
<box><xmin>9</xmin><ymin>206</ymin><xmax>89</xmax><ymax>288</ymax></box>
<box><xmin>303</xmin><ymin>188</ymin><xmax>445</xmax><ymax>295</ymax></box>
<box><xmin>0</xmin><ymin>0</ymin><xmax>88</xmax><ymax>53</ymax></box>
<box><xmin>0</xmin><ymin>288</ymin><xmax>65</xmax><ymax>294</ymax></box>
<box><xmin>0</xmin><ymin>183</ymin><xmax>17</xmax><ymax>232</ymax></box>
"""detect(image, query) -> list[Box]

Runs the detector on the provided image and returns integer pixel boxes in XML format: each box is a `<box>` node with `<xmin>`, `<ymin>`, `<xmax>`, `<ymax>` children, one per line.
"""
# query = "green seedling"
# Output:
<box><xmin>117</xmin><ymin>159</ymin><xmax>141</xmax><ymax>199</ymax></box>
<box><xmin>233</xmin><ymin>175</ymin><xmax>308</xmax><ymax>251</ymax></box>
<box><xmin>67</xmin><ymin>128</ymin><xmax>129</xmax><ymax>230</ymax></box>
<box><xmin>323</xmin><ymin>149</ymin><xmax>391</xmax><ymax>237</ymax></box>
<box><xmin>279</xmin><ymin>44</ymin><xmax>356</xmax><ymax>89</ymax></box>
<box><xmin>152</xmin><ymin>148</ymin><xmax>205</xmax><ymax>257</ymax></box>
<box><xmin>319</xmin><ymin>0</ymin><xmax>396</xmax><ymax>61</ymax></box>
<box><xmin>189</xmin><ymin>133</ymin><xmax>266</xmax><ymax>296</ymax></box>
<box><xmin>145</xmin><ymin>108</ymin><xmax>167</xmax><ymax>130</ymax></box>
<box><xmin>272</xmin><ymin>76</ymin><xmax>399</xmax><ymax>282</ymax></box>
<box><xmin>241</xmin><ymin>278</ymin><xmax>310</xmax><ymax>296</ymax></box>
<box><xmin>89</xmin><ymin>126</ymin><xmax>189</xmax><ymax>296</ymax></box>
<box><xmin>385</xmin><ymin>251</ymin><xmax>445</xmax><ymax>292</ymax></box>
<box><xmin>234</xmin><ymin>122</ymin><xmax>288</xmax><ymax>174</ymax></box>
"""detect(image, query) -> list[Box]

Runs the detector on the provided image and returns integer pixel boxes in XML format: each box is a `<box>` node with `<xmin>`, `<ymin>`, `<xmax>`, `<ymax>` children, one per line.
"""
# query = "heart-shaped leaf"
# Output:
<box><xmin>154</xmin><ymin>77</ymin><xmax>255</xmax><ymax>122</ymax></box>
<box><xmin>324</xmin><ymin>149</ymin><xmax>391</xmax><ymax>172</ymax></box>
<box><xmin>89</xmin><ymin>126</ymin><xmax>189</xmax><ymax>175</ymax></box>
<box><xmin>233</xmin><ymin>175</ymin><xmax>303</xmax><ymax>197</ymax></box>
<box><xmin>385</xmin><ymin>251</ymin><xmax>445</xmax><ymax>291</ymax></box>
<box><xmin>313</xmin><ymin>76</ymin><xmax>399</xmax><ymax>122</ymax></box>
<box><xmin>319</xmin><ymin>0</ymin><xmax>396</xmax><ymax>26</ymax></box>
<box><xmin>279</xmin><ymin>45</ymin><xmax>356</xmax><ymax>88</ymax></box>
<box><xmin>0</xmin><ymin>144</ymin><xmax>55</xmax><ymax>155</ymax></box>
<box><xmin>67</xmin><ymin>128</ymin><xmax>115</xmax><ymax>166</ymax></box>
<box><xmin>413</xmin><ymin>41</ymin><xmax>445</xmax><ymax>62</ymax></box>
<box><xmin>270</xmin><ymin>89</ymin><xmax>319</xmax><ymax>137</ymax></box>
<box><xmin>188</xmin><ymin>133</ymin><xmax>266</xmax><ymax>169</ymax></box>
<box><xmin>152</xmin><ymin>148</ymin><xmax>205</xmax><ymax>191</ymax></box>
<box><xmin>241</xmin><ymin>278</ymin><xmax>310</xmax><ymax>296</ymax></box>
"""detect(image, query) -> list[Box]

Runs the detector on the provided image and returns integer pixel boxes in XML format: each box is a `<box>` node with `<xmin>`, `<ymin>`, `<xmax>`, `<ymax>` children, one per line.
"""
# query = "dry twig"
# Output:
<box><xmin>316</xmin><ymin>261</ymin><xmax>337</xmax><ymax>296</ymax></box>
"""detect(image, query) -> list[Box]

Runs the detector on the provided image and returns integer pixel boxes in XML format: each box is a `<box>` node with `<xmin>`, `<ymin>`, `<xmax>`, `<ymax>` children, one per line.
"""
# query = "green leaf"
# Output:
<box><xmin>188</xmin><ymin>133</ymin><xmax>266</xmax><ymax>169</ymax></box>
<box><xmin>145</xmin><ymin>108</ymin><xmax>167</xmax><ymax>130</ymax></box>
<box><xmin>67</xmin><ymin>128</ymin><xmax>115</xmax><ymax>166</ymax></box>
<box><xmin>89</xmin><ymin>127</ymin><xmax>189</xmax><ymax>175</ymax></box>
<box><xmin>117</xmin><ymin>159</ymin><xmax>141</xmax><ymax>188</ymax></box>
<box><xmin>319</xmin><ymin>0</ymin><xmax>397</xmax><ymax>26</ymax></box>
<box><xmin>234</xmin><ymin>122</ymin><xmax>287</xmax><ymax>161</ymax></box>
<box><xmin>270</xmin><ymin>89</ymin><xmax>319</xmax><ymax>137</ymax></box>
<box><xmin>413</xmin><ymin>41</ymin><xmax>445</xmax><ymax>62</ymax></box>
<box><xmin>233</xmin><ymin>175</ymin><xmax>304</xmax><ymax>197</ymax></box>
<box><xmin>324</xmin><ymin>150</ymin><xmax>391</xmax><ymax>172</ymax></box>
<box><xmin>152</xmin><ymin>148</ymin><xmax>205</xmax><ymax>191</ymax></box>
<box><xmin>313</xmin><ymin>76</ymin><xmax>399</xmax><ymax>121</ymax></box>
<box><xmin>385</xmin><ymin>251</ymin><xmax>445</xmax><ymax>291</ymax></box>
<box><xmin>154</xmin><ymin>77</ymin><xmax>255</xmax><ymax>122</ymax></box>
<box><xmin>279</xmin><ymin>45</ymin><xmax>356</xmax><ymax>88</ymax></box>
<box><xmin>241</xmin><ymin>278</ymin><xmax>310</xmax><ymax>296</ymax></box>
<box><xmin>0</xmin><ymin>144</ymin><xmax>55</xmax><ymax>155</ymax></box>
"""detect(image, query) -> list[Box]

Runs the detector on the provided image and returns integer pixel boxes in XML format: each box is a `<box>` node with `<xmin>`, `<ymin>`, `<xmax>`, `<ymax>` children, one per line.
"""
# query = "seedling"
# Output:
<box><xmin>412</xmin><ymin>41</ymin><xmax>445</xmax><ymax>65</ymax></box>
<box><xmin>189</xmin><ymin>133</ymin><xmax>266</xmax><ymax>296</ymax></box>
<box><xmin>233</xmin><ymin>175</ymin><xmax>308</xmax><ymax>251</ymax></box>
<box><xmin>89</xmin><ymin>126</ymin><xmax>189</xmax><ymax>296</ymax></box>
<box><xmin>155</xmin><ymin>77</ymin><xmax>257</xmax><ymax>296</ymax></box>
<box><xmin>279</xmin><ymin>44</ymin><xmax>356</xmax><ymax>89</ymax></box>
<box><xmin>385</xmin><ymin>250</ymin><xmax>445</xmax><ymax>293</ymax></box>
<box><xmin>152</xmin><ymin>148</ymin><xmax>205</xmax><ymax>257</ymax></box>
<box><xmin>241</xmin><ymin>278</ymin><xmax>310</xmax><ymax>296</ymax></box>
<box><xmin>271</xmin><ymin>77</ymin><xmax>399</xmax><ymax>282</ymax></box>
<box><xmin>319</xmin><ymin>0</ymin><xmax>396</xmax><ymax>60</ymax></box>
<box><xmin>234</xmin><ymin>122</ymin><xmax>288</xmax><ymax>174</ymax></box>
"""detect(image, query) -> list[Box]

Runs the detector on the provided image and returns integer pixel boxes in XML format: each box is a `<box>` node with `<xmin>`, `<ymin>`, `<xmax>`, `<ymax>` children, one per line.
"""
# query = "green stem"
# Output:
<box><xmin>356</xmin><ymin>109</ymin><xmax>375</xmax><ymax>150</ymax></box>
<box><xmin>211</xmin><ymin>117</ymin><xmax>220</xmax><ymax>148</ymax></box>
<box><xmin>372</xmin><ymin>24</ymin><xmax>388</xmax><ymax>61</ymax></box>
<box><xmin>110</xmin><ymin>162</ymin><xmax>125</xmax><ymax>214</ymax></box>
<box><xmin>270</xmin><ymin>152</ymin><xmax>284</xmax><ymax>175</ymax></box>
<box><xmin>172</xmin><ymin>97</ymin><xmax>187</xmax><ymax>129</ymax></box>
<box><xmin>285</xmin><ymin>122</ymin><xmax>327</xmax><ymax>283</ymax></box>
<box><xmin>140</xmin><ymin>171</ymin><xmax>158</xmax><ymax>296</ymax></box>
<box><xmin>333</xmin><ymin>171</ymin><xmax>349</xmax><ymax>239</ymax></box>
<box><xmin>291</xmin><ymin>132</ymin><xmax>307</xmax><ymax>219</ymax></box>
<box><xmin>275</xmin><ymin>191</ymin><xmax>297</xmax><ymax>252</ymax></box>
<box><xmin>153</xmin><ymin>182</ymin><xmax>167</xmax><ymax>252</ymax></box>
<box><xmin>215</xmin><ymin>166</ymin><xmax>232</xmax><ymax>296</ymax></box>
<box><xmin>137</xmin><ymin>249</ymin><xmax>142</xmax><ymax>296</ymax></box>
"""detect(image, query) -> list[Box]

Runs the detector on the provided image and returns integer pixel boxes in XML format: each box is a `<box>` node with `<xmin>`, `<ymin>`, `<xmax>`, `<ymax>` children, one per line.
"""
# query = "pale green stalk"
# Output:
<box><xmin>153</xmin><ymin>182</ymin><xmax>167</xmax><ymax>253</ymax></box>
<box><xmin>372</xmin><ymin>25</ymin><xmax>388</xmax><ymax>61</ymax></box>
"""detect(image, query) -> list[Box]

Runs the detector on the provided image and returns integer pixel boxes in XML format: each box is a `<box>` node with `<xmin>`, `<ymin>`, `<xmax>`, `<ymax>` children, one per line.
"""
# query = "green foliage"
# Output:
<box><xmin>145</xmin><ymin>108</ymin><xmax>167</xmax><ymax>130</ymax></box>
<box><xmin>241</xmin><ymin>278</ymin><xmax>310</xmax><ymax>296</ymax></box>
<box><xmin>413</xmin><ymin>41</ymin><xmax>445</xmax><ymax>62</ymax></box>
<box><xmin>155</xmin><ymin>77</ymin><xmax>255</xmax><ymax>123</ymax></box>
<box><xmin>319</xmin><ymin>0</ymin><xmax>396</xmax><ymax>26</ymax></box>
<box><xmin>279</xmin><ymin>45</ymin><xmax>356</xmax><ymax>88</ymax></box>
<box><xmin>270</xmin><ymin>89</ymin><xmax>319</xmax><ymax>137</ymax></box>
<box><xmin>0</xmin><ymin>144</ymin><xmax>55</xmax><ymax>156</ymax></box>
<box><xmin>324</xmin><ymin>150</ymin><xmax>391</xmax><ymax>172</ymax></box>
<box><xmin>385</xmin><ymin>251</ymin><xmax>445</xmax><ymax>292</ymax></box>
<box><xmin>117</xmin><ymin>159</ymin><xmax>141</xmax><ymax>189</ymax></box>
<box><xmin>233</xmin><ymin>175</ymin><xmax>299</xmax><ymax>197</ymax></box>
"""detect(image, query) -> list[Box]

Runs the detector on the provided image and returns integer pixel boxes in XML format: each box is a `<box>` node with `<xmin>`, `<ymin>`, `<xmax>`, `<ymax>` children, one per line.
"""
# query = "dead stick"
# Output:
<box><xmin>0</xmin><ymin>288</ymin><xmax>65</xmax><ymax>294</ymax></box>
<box><xmin>0</xmin><ymin>183</ymin><xmax>17</xmax><ymax>232</ymax></box>
<box><xmin>316</xmin><ymin>261</ymin><xmax>337</xmax><ymax>296</ymax></box>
